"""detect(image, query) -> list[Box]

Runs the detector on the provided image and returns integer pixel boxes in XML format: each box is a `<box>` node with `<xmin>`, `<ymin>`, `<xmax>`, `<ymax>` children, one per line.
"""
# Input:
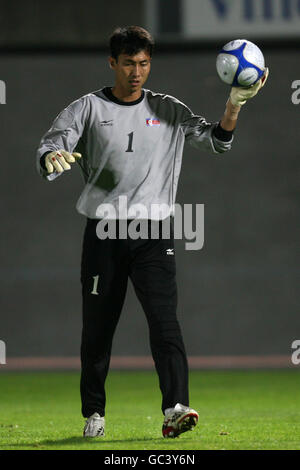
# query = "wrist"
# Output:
<box><xmin>226</xmin><ymin>98</ymin><xmax>241</xmax><ymax>119</ymax></box>
<box><xmin>40</xmin><ymin>151</ymin><xmax>52</xmax><ymax>171</ymax></box>
<box><xmin>213</xmin><ymin>122</ymin><xmax>233</xmax><ymax>142</ymax></box>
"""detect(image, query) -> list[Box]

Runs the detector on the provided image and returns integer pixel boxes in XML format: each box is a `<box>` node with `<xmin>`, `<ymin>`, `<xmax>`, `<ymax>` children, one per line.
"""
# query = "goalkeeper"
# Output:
<box><xmin>36</xmin><ymin>26</ymin><xmax>268</xmax><ymax>439</ymax></box>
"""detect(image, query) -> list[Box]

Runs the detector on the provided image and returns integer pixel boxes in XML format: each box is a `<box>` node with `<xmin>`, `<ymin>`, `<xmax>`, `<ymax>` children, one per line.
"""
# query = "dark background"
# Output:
<box><xmin>0</xmin><ymin>0</ymin><xmax>299</xmax><ymax>359</ymax></box>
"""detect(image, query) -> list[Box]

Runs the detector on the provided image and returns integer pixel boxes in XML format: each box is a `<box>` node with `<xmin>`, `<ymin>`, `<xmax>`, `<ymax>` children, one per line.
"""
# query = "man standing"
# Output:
<box><xmin>36</xmin><ymin>26</ymin><xmax>268</xmax><ymax>438</ymax></box>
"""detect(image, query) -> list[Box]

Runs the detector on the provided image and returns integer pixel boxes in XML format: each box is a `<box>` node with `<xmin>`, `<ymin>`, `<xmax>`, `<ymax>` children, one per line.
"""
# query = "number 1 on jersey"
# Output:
<box><xmin>126</xmin><ymin>132</ymin><xmax>134</xmax><ymax>152</ymax></box>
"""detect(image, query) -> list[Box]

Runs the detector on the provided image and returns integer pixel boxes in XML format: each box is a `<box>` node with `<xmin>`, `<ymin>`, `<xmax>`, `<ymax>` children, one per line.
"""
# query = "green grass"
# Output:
<box><xmin>0</xmin><ymin>370</ymin><xmax>299</xmax><ymax>450</ymax></box>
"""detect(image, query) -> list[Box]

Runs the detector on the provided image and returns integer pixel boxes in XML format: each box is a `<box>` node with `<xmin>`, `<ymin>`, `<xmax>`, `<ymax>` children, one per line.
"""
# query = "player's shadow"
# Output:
<box><xmin>42</xmin><ymin>435</ymin><xmax>166</xmax><ymax>446</ymax></box>
<box><xmin>4</xmin><ymin>435</ymin><xmax>169</xmax><ymax>449</ymax></box>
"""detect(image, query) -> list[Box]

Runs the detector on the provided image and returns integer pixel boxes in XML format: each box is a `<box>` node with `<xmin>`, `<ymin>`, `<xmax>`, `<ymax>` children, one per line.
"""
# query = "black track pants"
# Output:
<box><xmin>80</xmin><ymin>218</ymin><xmax>189</xmax><ymax>417</ymax></box>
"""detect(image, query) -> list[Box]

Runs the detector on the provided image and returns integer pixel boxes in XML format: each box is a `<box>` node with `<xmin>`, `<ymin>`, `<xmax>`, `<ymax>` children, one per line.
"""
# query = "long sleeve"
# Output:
<box><xmin>36</xmin><ymin>95</ymin><xmax>90</xmax><ymax>180</ymax></box>
<box><xmin>180</xmin><ymin>105</ymin><xmax>233</xmax><ymax>154</ymax></box>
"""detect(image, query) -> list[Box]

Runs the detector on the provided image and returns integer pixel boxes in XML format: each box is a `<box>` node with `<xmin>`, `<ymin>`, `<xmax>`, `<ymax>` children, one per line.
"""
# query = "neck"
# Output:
<box><xmin>111</xmin><ymin>84</ymin><xmax>142</xmax><ymax>102</ymax></box>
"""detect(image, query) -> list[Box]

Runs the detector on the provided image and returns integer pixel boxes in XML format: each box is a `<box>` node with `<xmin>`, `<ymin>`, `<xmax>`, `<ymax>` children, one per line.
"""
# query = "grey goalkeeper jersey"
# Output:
<box><xmin>36</xmin><ymin>87</ymin><xmax>233</xmax><ymax>219</ymax></box>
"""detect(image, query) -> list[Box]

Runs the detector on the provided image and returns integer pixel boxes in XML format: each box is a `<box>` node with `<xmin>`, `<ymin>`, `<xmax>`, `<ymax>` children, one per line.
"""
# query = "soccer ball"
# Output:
<box><xmin>216</xmin><ymin>39</ymin><xmax>265</xmax><ymax>87</ymax></box>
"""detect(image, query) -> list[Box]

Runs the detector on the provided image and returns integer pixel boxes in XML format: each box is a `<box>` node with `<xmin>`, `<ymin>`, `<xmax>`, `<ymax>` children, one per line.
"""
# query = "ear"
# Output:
<box><xmin>109</xmin><ymin>57</ymin><xmax>116</xmax><ymax>70</ymax></box>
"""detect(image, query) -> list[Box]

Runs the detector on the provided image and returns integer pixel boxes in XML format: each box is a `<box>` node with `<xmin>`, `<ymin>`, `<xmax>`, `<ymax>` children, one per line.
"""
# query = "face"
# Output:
<box><xmin>109</xmin><ymin>50</ymin><xmax>151</xmax><ymax>94</ymax></box>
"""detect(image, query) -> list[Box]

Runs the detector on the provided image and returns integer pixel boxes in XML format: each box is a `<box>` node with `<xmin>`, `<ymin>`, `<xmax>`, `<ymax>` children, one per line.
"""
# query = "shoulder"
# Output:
<box><xmin>144</xmin><ymin>89</ymin><xmax>192</xmax><ymax>120</ymax></box>
<box><xmin>145</xmin><ymin>90</ymin><xmax>189</xmax><ymax>112</ymax></box>
<box><xmin>52</xmin><ymin>92</ymin><xmax>94</xmax><ymax>129</ymax></box>
<box><xmin>62</xmin><ymin>92</ymin><xmax>95</xmax><ymax>115</ymax></box>
<box><xmin>145</xmin><ymin>89</ymin><xmax>187</xmax><ymax>107</ymax></box>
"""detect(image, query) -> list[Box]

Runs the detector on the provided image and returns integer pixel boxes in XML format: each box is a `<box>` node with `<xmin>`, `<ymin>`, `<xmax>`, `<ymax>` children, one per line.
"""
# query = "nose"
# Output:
<box><xmin>132</xmin><ymin>64</ymin><xmax>141</xmax><ymax>77</ymax></box>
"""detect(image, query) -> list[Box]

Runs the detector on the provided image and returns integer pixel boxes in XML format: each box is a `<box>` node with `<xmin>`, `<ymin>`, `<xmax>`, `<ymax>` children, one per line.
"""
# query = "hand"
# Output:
<box><xmin>45</xmin><ymin>149</ymin><xmax>82</xmax><ymax>174</ymax></box>
<box><xmin>229</xmin><ymin>67</ymin><xmax>269</xmax><ymax>107</ymax></box>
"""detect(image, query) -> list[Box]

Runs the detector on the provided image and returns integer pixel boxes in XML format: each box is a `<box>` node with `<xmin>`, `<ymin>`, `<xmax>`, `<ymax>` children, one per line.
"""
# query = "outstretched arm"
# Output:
<box><xmin>220</xmin><ymin>67</ymin><xmax>269</xmax><ymax>132</ymax></box>
<box><xmin>36</xmin><ymin>95</ymin><xmax>89</xmax><ymax>181</ymax></box>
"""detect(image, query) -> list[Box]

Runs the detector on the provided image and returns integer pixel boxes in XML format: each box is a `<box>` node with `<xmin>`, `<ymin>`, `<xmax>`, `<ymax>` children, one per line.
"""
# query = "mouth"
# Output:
<box><xmin>129</xmin><ymin>80</ymin><xmax>140</xmax><ymax>86</ymax></box>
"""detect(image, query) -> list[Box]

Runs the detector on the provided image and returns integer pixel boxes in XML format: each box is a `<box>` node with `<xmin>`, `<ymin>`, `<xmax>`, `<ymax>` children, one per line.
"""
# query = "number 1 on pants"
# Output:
<box><xmin>91</xmin><ymin>275</ymin><xmax>99</xmax><ymax>295</ymax></box>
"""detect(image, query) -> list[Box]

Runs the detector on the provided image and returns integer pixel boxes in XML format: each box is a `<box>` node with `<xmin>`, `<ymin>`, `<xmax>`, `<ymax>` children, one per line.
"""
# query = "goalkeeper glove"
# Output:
<box><xmin>229</xmin><ymin>67</ymin><xmax>269</xmax><ymax>107</ymax></box>
<box><xmin>44</xmin><ymin>149</ymin><xmax>82</xmax><ymax>174</ymax></box>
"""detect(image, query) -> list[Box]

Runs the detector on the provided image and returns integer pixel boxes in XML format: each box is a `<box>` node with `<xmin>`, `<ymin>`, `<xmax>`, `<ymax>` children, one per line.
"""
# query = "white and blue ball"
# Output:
<box><xmin>216</xmin><ymin>39</ymin><xmax>265</xmax><ymax>87</ymax></box>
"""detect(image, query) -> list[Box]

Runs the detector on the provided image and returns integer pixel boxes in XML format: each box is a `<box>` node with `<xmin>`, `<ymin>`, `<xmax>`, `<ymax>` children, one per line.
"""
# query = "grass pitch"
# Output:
<box><xmin>0</xmin><ymin>370</ymin><xmax>299</xmax><ymax>450</ymax></box>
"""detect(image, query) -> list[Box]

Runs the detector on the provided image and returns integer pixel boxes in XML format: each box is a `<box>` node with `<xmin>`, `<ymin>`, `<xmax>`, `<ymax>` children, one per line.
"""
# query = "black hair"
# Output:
<box><xmin>110</xmin><ymin>26</ymin><xmax>154</xmax><ymax>61</ymax></box>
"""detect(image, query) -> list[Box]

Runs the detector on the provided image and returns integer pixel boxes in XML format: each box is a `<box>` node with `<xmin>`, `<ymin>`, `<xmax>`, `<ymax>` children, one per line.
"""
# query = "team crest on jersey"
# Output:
<box><xmin>146</xmin><ymin>118</ymin><xmax>160</xmax><ymax>127</ymax></box>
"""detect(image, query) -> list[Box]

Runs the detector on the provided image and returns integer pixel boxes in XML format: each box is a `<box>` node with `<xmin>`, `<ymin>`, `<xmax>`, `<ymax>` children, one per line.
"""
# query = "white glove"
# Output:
<box><xmin>45</xmin><ymin>149</ymin><xmax>82</xmax><ymax>174</ymax></box>
<box><xmin>229</xmin><ymin>67</ymin><xmax>269</xmax><ymax>107</ymax></box>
